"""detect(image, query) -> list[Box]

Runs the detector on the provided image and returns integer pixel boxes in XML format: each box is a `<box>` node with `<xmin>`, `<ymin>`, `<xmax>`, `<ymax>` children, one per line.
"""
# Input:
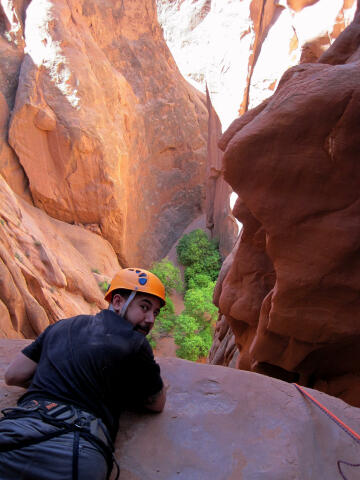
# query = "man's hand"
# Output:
<box><xmin>5</xmin><ymin>353</ymin><xmax>37</xmax><ymax>388</ymax></box>
<box><xmin>144</xmin><ymin>386</ymin><xmax>166</xmax><ymax>412</ymax></box>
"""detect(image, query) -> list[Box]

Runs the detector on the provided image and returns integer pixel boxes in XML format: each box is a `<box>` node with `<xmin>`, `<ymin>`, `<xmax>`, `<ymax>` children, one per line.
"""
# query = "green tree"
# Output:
<box><xmin>176</xmin><ymin>229</ymin><xmax>221</xmax><ymax>285</ymax></box>
<box><xmin>150</xmin><ymin>258</ymin><xmax>183</xmax><ymax>295</ymax></box>
<box><xmin>183</xmin><ymin>283</ymin><xmax>218</xmax><ymax>324</ymax></box>
<box><xmin>174</xmin><ymin>314</ymin><xmax>213</xmax><ymax>362</ymax></box>
<box><xmin>148</xmin><ymin>296</ymin><xmax>176</xmax><ymax>348</ymax></box>
<box><xmin>173</xmin><ymin>281</ymin><xmax>218</xmax><ymax>361</ymax></box>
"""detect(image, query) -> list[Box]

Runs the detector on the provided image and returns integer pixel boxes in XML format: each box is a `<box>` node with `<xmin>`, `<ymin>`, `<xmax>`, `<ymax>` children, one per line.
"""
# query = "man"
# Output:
<box><xmin>0</xmin><ymin>268</ymin><xmax>166</xmax><ymax>480</ymax></box>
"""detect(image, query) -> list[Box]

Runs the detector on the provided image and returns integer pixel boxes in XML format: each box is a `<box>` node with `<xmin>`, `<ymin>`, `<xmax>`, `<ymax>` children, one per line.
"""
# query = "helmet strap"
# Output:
<box><xmin>120</xmin><ymin>289</ymin><xmax>137</xmax><ymax>317</ymax></box>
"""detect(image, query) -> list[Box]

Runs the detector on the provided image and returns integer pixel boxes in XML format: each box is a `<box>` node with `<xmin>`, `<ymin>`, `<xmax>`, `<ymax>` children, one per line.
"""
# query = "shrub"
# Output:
<box><xmin>171</xmin><ymin>229</ymin><xmax>222</xmax><ymax>361</ymax></box>
<box><xmin>148</xmin><ymin>296</ymin><xmax>176</xmax><ymax>348</ymax></box>
<box><xmin>176</xmin><ymin>229</ymin><xmax>221</xmax><ymax>285</ymax></box>
<box><xmin>173</xmin><ymin>303</ymin><xmax>215</xmax><ymax>361</ymax></box>
<box><xmin>174</xmin><ymin>315</ymin><xmax>213</xmax><ymax>361</ymax></box>
<box><xmin>98</xmin><ymin>280</ymin><xmax>110</xmax><ymax>293</ymax></box>
<box><xmin>150</xmin><ymin>258</ymin><xmax>183</xmax><ymax>295</ymax></box>
<box><xmin>187</xmin><ymin>273</ymin><xmax>213</xmax><ymax>290</ymax></box>
<box><xmin>183</xmin><ymin>283</ymin><xmax>217</xmax><ymax>324</ymax></box>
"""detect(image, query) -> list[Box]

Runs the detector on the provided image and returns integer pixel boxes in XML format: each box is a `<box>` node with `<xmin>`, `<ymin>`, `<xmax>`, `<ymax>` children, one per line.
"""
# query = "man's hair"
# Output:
<box><xmin>110</xmin><ymin>289</ymin><xmax>131</xmax><ymax>302</ymax></box>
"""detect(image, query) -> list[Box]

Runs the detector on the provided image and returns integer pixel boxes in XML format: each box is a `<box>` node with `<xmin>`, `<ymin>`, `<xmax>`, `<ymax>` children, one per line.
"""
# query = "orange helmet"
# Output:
<box><xmin>104</xmin><ymin>268</ymin><xmax>166</xmax><ymax>306</ymax></box>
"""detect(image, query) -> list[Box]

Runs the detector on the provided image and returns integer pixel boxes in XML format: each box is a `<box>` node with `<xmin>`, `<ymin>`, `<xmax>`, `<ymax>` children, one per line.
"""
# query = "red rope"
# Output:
<box><xmin>294</xmin><ymin>383</ymin><xmax>360</xmax><ymax>442</ymax></box>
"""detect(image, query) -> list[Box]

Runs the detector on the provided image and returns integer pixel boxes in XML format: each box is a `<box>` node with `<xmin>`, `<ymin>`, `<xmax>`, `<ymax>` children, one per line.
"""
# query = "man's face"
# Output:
<box><xmin>112</xmin><ymin>292</ymin><xmax>161</xmax><ymax>336</ymax></box>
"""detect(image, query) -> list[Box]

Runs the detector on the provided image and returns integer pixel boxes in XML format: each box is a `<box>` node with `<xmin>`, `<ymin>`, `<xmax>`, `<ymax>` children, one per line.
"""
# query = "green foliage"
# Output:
<box><xmin>98</xmin><ymin>280</ymin><xmax>110</xmax><ymax>293</ymax></box>
<box><xmin>148</xmin><ymin>296</ymin><xmax>177</xmax><ymax>348</ymax></box>
<box><xmin>183</xmin><ymin>283</ymin><xmax>217</xmax><ymax>324</ymax></box>
<box><xmin>148</xmin><ymin>230</ymin><xmax>221</xmax><ymax>361</ymax></box>
<box><xmin>187</xmin><ymin>273</ymin><xmax>212</xmax><ymax>290</ymax></box>
<box><xmin>91</xmin><ymin>268</ymin><xmax>100</xmax><ymax>274</ymax></box>
<box><xmin>156</xmin><ymin>296</ymin><xmax>176</xmax><ymax>333</ymax></box>
<box><xmin>150</xmin><ymin>258</ymin><xmax>183</xmax><ymax>295</ymax></box>
<box><xmin>176</xmin><ymin>229</ymin><xmax>221</xmax><ymax>285</ymax></box>
<box><xmin>174</xmin><ymin>314</ymin><xmax>213</xmax><ymax>361</ymax></box>
<box><xmin>173</xmin><ymin>279</ymin><xmax>217</xmax><ymax>361</ymax></box>
<box><xmin>0</xmin><ymin>218</ymin><xmax>4</xmax><ymax>226</ymax></box>
<box><xmin>170</xmin><ymin>229</ymin><xmax>222</xmax><ymax>361</ymax></box>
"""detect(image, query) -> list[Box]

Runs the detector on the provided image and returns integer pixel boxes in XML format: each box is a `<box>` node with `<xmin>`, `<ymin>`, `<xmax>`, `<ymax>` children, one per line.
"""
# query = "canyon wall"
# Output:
<box><xmin>1</xmin><ymin>0</ymin><xmax>209</xmax><ymax>270</ymax></box>
<box><xmin>0</xmin><ymin>0</ymin><xmax>224</xmax><ymax>336</ymax></box>
<box><xmin>210</xmin><ymin>3</ymin><xmax>360</xmax><ymax>408</ymax></box>
<box><xmin>157</xmin><ymin>0</ymin><xmax>356</xmax><ymax>129</ymax></box>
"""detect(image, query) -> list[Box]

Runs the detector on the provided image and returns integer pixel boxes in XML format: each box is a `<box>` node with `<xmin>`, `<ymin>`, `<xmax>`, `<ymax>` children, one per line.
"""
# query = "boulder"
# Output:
<box><xmin>1</xmin><ymin>341</ymin><xmax>360</xmax><ymax>479</ymax></box>
<box><xmin>0</xmin><ymin>174</ymin><xmax>120</xmax><ymax>338</ymax></box>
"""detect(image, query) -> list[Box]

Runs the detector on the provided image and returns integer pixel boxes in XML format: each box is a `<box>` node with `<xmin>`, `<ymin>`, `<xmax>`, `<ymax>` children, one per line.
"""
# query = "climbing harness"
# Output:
<box><xmin>0</xmin><ymin>399</ymin><xmax>120</xmax><ymax>480</ymax></box>
<box><xmin>294</xmin><ymin>383</ymin><xmax>360</xmax><ymax>479</ymax></box>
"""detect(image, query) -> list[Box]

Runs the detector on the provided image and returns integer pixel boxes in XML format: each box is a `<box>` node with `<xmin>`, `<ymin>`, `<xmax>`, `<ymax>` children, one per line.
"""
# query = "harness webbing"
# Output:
<box><xmin>0</xmin><ymin>404</ymin><xmax>119</xmax><ymax>480</ymax></box>
<box><xmin>0</xmin><ymin>423</ymin><xmax>75</xmax><ymax>452</ymax></box>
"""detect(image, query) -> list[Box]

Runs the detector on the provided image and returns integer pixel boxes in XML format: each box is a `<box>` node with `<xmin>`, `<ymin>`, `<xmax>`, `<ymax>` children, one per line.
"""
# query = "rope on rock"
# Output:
<box><xmin>294</xmin><ymin>383</ymin><xmax>360</xmax><ymax>480</ymax></box>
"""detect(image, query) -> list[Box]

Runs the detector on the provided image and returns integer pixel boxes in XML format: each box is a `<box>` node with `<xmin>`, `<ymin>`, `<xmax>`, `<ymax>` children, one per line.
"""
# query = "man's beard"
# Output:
<box><xmin>134</xmin><ymin>324</ymin><xmax>150</xmax><ymax>336</ymax></box>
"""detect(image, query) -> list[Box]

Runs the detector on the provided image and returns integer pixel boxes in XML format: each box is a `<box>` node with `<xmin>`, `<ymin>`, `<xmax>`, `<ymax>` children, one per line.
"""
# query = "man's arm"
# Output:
<box><xmin>5</xmin><ymin>353</ymin><xmax>38</xmax><ymax>388</ymax></box>
<box><xmin>144</xmin><ymin>386</ymin><xmax>166</xmax><ymax>412</ymax></box>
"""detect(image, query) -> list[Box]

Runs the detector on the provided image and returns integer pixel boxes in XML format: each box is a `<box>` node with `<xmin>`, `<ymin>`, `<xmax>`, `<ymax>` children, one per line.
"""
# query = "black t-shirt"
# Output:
<box><xmin>20</xmin><ymin>309</ymin><xmax>163</xmax><ymax>439</ymax></box>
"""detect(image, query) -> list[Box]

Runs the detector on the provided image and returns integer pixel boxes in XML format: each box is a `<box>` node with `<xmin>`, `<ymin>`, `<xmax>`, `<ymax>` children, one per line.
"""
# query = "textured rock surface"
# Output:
<box><xmin>3</xmin><ymin>0</ymin><xmax>209</xmax><ymax>268</ymax></box>
<box><xmin>0</xmin><ymin>174</ymin><xmax>120</xmax><ymax>338</ymax></box>
<box><xmin>1</xmin><ymin>343</ymin><xmax>360</xmax><ymax>479</ymax></box>
<box><xmin>157</xmin><ymin>0</ymin><xmax>356</xmax><ymax>129</ymax></box>
<box><xmin>205</xmin><ymin>88</ymin><xmax>238</xmax><ymax>259</ymax></box>
<box><xmin>0</xmin><ymin>0</ymin><xmax>31</xmax><ymax>201</ymax></box>
<box><xmin>211</xmin><ymin>4</ymin><xmax>360</xmax><ymax>407</ymax></box>
<box><xmin>0</xmin><ymin>0</ymin><xmax>222</xmax><ymax>336</ymax></box>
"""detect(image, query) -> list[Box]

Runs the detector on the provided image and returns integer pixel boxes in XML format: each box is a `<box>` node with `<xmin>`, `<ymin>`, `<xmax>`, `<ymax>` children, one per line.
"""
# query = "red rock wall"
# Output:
<box><xmin>0</xmin><ymin>173</ymin><xmax>120</xmax><ymax>338</ymax></box>
<box><xmin>205</xmin><ymin>87</ymin><xmax>238</xmax><ymax>259</ymax></box>
<box><xmin>0</xmin><ymin>0</ymin><xmax>214</xmax><ymax>337</ymax></box>
<box><xmin>157</xmin><ymin>0</ymin><xmax>356</xmax><ymax>129</ymax></box>
<box><xmin>1</xmin><ymin>0</ymin><xmax>209</xmax><ymax>269</ymax></box>
<box><xmin>211</xmin><ymin>3</ymin><xmax>360</xmax><ymax>407</ymax></box>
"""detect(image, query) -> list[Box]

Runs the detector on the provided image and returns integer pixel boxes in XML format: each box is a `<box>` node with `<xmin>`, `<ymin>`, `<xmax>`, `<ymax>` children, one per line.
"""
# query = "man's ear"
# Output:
<box><xmin>112</xmin><ymin>293</ymin><xmax>126</xmax><ymax>314</ymax></box>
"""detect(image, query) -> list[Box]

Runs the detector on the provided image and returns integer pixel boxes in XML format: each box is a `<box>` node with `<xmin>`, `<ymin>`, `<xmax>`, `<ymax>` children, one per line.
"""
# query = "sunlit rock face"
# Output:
<box><xmin>2</xmin><ymin>347</ymin><xmax>360</xmax><ymax>479</ymax></box>
<box><xmin>210</xmin><ymin>7</ymin><xmax>360</xmax><ymax>408</ymax></box>
<box><xmin>205</xmin><ymin>89</ymin><xmax>238</xmax><ymax>259</ymax></box>
<box><xmin>157</xmin><ymin>0</ymin><xmax>356</xmax><ymax>130</ymax></box>
<box><xmin>2</xmin><ymin>0</ymin><xmax>209</xmax><ymax>268</ymax></box>
<box><xmin>0</xmin><ymin>174</ymin><xmax>120</xmax><ymax>338</ymax></box>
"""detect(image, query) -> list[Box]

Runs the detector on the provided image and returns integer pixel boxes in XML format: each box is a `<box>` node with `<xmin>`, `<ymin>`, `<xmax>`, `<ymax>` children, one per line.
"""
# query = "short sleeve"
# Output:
<box><xmin>21</xmin><ymin>326</ymin><xmax>51</xmax><ymax>363</ymax></box>
<box><xmin>127</xmin><ymin>338</ymin><xmax>163</xmax><ymax>404</ymax></box>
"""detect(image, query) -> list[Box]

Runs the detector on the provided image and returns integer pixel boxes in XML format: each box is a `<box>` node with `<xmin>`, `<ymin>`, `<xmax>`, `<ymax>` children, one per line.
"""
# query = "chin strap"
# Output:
<box><xmin>120</xmin><ymin>289</ymin><xmax>137</xmax><ymax>317</ymax></box>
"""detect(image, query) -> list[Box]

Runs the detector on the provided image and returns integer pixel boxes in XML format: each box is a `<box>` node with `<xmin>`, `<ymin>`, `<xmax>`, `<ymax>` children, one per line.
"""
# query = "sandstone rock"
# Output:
<box><xmin>212</xmin><ymin>5</ymin><xmax>360</xmax><ymax>406</ymax></box>
<box><xmin>0</xmin><ymin>2</ymin><xmax>30</xmax><ymax>201</ymax></box>
<box><xmin>157</xmin><ymin>0</ymin><xmax>356</xmax><ymax>129</ymax></box>
<box><xmin>0</xmin><ymin>174</ymin><xmax>120</xmax><ymax>338</ymax></box>
<box><xmin>7</xmin><ymin>0</ymin><xmax>208</xmax><ymax>267</ymax></box>
<box><xmin>205</xmin><ymin>87</ymin><xmax>237</xmax><ymax>259</ymax></box>
<box><xmin>1</xmin><ymin>342</ymin><xmax>360</xmax><ymax>479</ymax></box>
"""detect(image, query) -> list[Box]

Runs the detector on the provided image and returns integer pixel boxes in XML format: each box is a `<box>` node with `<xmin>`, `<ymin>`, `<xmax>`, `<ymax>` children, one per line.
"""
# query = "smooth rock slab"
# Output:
<box><xmin>117</xmin><ymin>358</ymin><xmax>360</xmax><ymax>479</ymax></box>
<box><xmin>1</xmin><ymin>341</ymin><xmax>360</xmax><ymax>479</ymax></box>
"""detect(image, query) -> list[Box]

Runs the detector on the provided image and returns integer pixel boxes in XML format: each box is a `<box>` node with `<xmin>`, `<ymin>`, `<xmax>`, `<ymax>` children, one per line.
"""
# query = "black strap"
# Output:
<box><xmin>0</xmin><ymin>408</ymin><xmax>118</xmax><ymax>480</ymax></box>
<box><xmin>0</xmin><ymin>424</ymin><xmax>74</xmax><ymax>452</ymax></box>
<box><xmin>72</xmin><ymin>430</ymin><xmax>80</xmax><ymax>480</ymax></box>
